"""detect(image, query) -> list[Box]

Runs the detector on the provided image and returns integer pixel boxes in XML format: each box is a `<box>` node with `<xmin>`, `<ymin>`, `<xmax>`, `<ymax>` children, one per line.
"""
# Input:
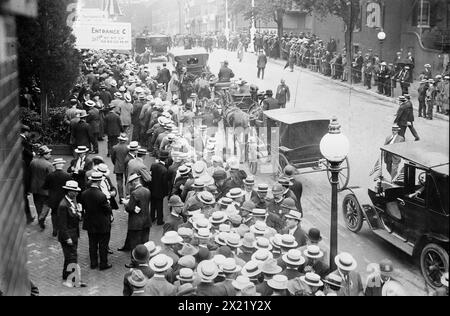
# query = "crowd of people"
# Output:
<box><xmin>19</xmin><ymin>47</ymin><xmax>450</xmax><ymax>297</ymax></box>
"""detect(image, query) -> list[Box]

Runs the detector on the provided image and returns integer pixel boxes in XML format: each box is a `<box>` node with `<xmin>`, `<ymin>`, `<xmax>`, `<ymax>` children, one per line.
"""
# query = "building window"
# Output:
<box><xmin>413</xmin><ymin>0</ymin><xmax>431</xmax><ymax>28</ymax></box>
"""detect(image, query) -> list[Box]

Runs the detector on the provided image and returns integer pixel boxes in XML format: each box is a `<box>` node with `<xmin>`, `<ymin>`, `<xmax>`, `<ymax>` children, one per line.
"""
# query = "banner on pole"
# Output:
<box><xmin>73</xmin><ymin>22</ymin><xmax>132</xmax><ymax>50</ymax></box>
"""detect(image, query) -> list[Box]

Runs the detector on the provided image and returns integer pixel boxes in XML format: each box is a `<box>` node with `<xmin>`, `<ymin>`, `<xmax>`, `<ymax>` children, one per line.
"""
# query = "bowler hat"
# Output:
<box><xmin>308</xmin><ymin>228</ymin><xmax>322</xmax><ymax>242</ymax></box>
<box><xmin>132</xmin><ymin>245</ymin><xmax>150</xmax><ymax>264</ymax></box>
<box><xmin>168</xmin><ymin>195</ymin><xmax>184</xmax><ymax>208</ymax></box>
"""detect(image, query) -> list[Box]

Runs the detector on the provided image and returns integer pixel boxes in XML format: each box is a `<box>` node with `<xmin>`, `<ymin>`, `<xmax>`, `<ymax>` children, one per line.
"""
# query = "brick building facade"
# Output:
<box><xmin>0</xmin><ymin>0</ymin><xmax>37</xmax><ymax>296</ymax></box>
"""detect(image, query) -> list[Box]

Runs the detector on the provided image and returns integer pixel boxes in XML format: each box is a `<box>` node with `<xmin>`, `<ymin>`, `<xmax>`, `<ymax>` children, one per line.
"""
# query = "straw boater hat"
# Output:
<box><xmin>259</xmin><ymin>259</ymin><xmax>282</xmax><ymax>275</ymax></box>
<box><xmin>256</xmin><ymin>184</ymin><xmax>269</xmax><ymax>193</ymax></box>
<box><xmin>161</xmin><ymin>231</ymin><xmax>183</xmax><ymax>245</ymax></box>
<box><xmin>209</xmin><ymin>211</ymin><xmax>228</xmax><ymax>225</ymax></box>
<box><xmin>127</xmin><ymin>269</ymin><xmax>147</xmax><ymax>288</ymax></box>
<box><xmin>219</xmin><ymin>197</ymin><xmax>233</xmax><ymax>207</ymax></box>
<box><xmin>219</xmin><ymin>224</ymin><xmax>231</xmax><ymax>233</ymax></box>
<box><xmin>97</xmin><ymin>164</ymin><xmax>110</xmax><ymax>177</ymax></box>
<box><xmin>128</xmin><ymin>141</ymin><xmax>140</xmax><ymax>151</ymax></box>
<box><xmin>278</xmin><ymin>177</ymin><xmax>293</xmax><ymax>187</ymax></box>
<box><xmin>198</xmin><ymin>191</ymin><xmax>216</xmax><ymax>205</ymax></box>
<box><xmin>335</xmin><ymin>252</ymin><xmax>357</xmax><ymax>271</ymax></box>
<box><xmin>251</xmin><ymin>249</ymin><xmax>273</xmax><ymax>262</ymax></box>
<box><xmin>282</xmin><ymin>249</ymin><xmax>305</xmax><ymax>266</ymax></box>
<box><xmin>323</xmin><ymin>274</ymin><xmax>343</xmax><ymax>289</ymax></box>
<box><xmin>278</xmin><ymin>234</ymin><xmax>299</xmax><ymax>249</ymax></box>
<box><xmin>178</xmin><ymin>165</ymin><xmax>191</xmax><ymax>176</ymax></box>
<box><xmin>215</xmin><ymin>232</ymin><xmax>229</xmax><ymax>246</ymax></box>
<box><xmin>225</xmin><ymin>233</ymin><xmax>242</xmax><ymax>248</ymax></box>
<box><xmin>241</xmin><ymin>260</ymin><xmax>262</xmax><ymax>278</ymax></box>
<box><xmin>250</xmin><ymin>221</ymin><xmax>270</xmax><ymax>236</ymax></box>
<box><xmin>75</xmin><ymin>146</ymin><xmax>89</xmax><ymax>154</ymax></box>
<box><xmin>149</xmin><ymin>254</ymin><xmax>173</xmax><ymax>273</ymax></box>
<box><xmin>193</xmin><ymin>218</ymin><xmax>212</xmax><ymax>230</ymax></box>
<box><xmin>251</xmin><ymin>208</ymin><xmax>267</xmax><ymax>218</ymax></box>
<box><xmin>176</xmin><ymin>268</ymin><xmax>195</xmax><ymax>283</ymax></box>
<box><xmin>219</xmin><ymin>258</ymin><xmax>242</xmax><ymax>274</ymax></box>
<box><xmin>232</xmin><ymin>276</ymin><xmax>254</xmax><ymax>291</ymax></box>
<box><xmin>89</xmin><ymin>172</ymin><xmax>104</xmax><ymax>182</ymax></box>
<box><xmin>62</xmin><ymin>180</ymin><xmax>81</xmax><ymax>192</ymax></box>
<box><xmin>195</xmin><ymin>228</ymin><xmax>212</xmax><ymax>239</ymax></box>
<box><xmin>303</xmin><ymin>245</ymin><xmax>324</xmax><ymax>260</ymax></box>
<box><xmin>118</xmin><ymin>133</ymin><xmax>128</xmax><ymax>141</ymax></box>
<box><xmin>52</xmin><ymin>158</ymin><xmax>67</xmax><ymax>166</ymax></box>
<box><xmin>127</xmin><ymin>173</ymin><xmax>141</xmax><ymax>184</ymax></box>
<box><xmin>178</xmin><ymin>255</ymin><xmax>196</xmax><ymax>269</ymax></box>
<box><xmin>284</xmin><ymin>210</ymin><xmax>302</xmax><ymax>222</ymax></box>
<box><xmin>178</xmin><ymin>227</ymin><xmax>194</xmax><ymax>239</ymax></box>
<box><xmin>197</xmin><ymin>260</ymin><xmax>219</xmax><ymax>282</ymax></box>
<box><xmin>300</xmin><ymin>272</ymin><xmax>323</xmax><ymax>288</ymax></box>
<box><xmin>85</xmin><ymin>100</ymin><xmax>96</xmax><ymax>108</ymax></box>
<box><xmin>241</xmin><ymin>233</ymin><xmax>256</xmax><ymax>249</ymax></box>
<box><xmin>144</xmin><ymin>241</ymin><xmax>161</xmax><ymax>258</ymax></box>
<box><xmin>178</xmin><ymin>244</ymin><xmax>199</xmax><ymax>257</ymax></box>
<box><xmin>254</xmin><ymin>237</ymin><xmax>273</xmax><ymax>251</ymax></box>
<box><xmin>268</xmin><ymin>275</ymin><xmax>288</xmax><ymax>290</ymax></box>
<box><xmin>244</xmin><ymin>176</ymin><xmax>255</xmax><ymax>186</ymax></box>
<box><xmin>212</xmin><ymin>254</ymin><xmax>226</xmax><ymax>267</ymax></box>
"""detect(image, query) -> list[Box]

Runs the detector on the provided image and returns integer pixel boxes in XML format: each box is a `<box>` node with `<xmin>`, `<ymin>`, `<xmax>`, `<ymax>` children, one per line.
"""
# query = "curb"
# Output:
<box><xmin>267</xmin><ymin>57</ymin><xmax>449</xmax><ymax>122</ymax></box>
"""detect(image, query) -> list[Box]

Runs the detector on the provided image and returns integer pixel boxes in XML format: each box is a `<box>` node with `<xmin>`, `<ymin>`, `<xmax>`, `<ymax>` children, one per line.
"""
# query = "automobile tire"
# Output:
<box><xmin>420</xmin><ymin>243</ymin><xmax>449</xmax><ymax>289</ymax></box>
<box><xmin>342</xmin><ymin>194</ymin><xmax>364</xmax><ymax>233</ymax></box>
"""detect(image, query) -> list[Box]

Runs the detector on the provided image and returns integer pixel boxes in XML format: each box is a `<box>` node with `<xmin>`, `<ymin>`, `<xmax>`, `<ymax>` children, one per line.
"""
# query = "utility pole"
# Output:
<box><xmin>348</xmin><ymin>1</ymin><xmax>353</xmax><ymax>86</ymax></box>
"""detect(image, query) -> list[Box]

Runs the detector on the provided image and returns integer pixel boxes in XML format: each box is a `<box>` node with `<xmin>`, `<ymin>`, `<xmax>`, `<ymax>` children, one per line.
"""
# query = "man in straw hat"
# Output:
<box><xmin>282</xmin><ymin>209</ymin><xmax>307</xmax><ymax>248</ymax></box>
<box><xmin>322</xmin><ymin>273</ymin><xmax>343</xmax><ymax>296</ymax></box>
<box><xmin>268</xmin><ymin>275</ymin><xmax>289</xmax><ymax>296</ymax></box>
<box><xmin>80</xmin><ymin>172</ymin><xmax>113</xmax><ymax>271</ymax></box>
<box><xmin>30</xmin><ymin>145</ymin><xmax>54</xmax><ymax>230</ymax></box>
<box><xmin>123</xmin><ymin>245</ymin><xmax>152</xmax><ymax>295</ymax></box>
<box><xmin>111</xmin><ymin>133</ymin><xmax>130</xmax><ymax>201</ymax></box>
<box><xmin>43</xmin><ymin>158</ymin><xmax>71</xmax><ymax>237</ymax></box>
<box><xmin>57</xmin><ymin>180</ymin><xmax>87</xmax><ymax>288</ymax></box>
<box><xmin>256</xmin><ymin>258</ymin><xmax>283</xmax><ymax>296</ymax></box>
<box><xmin>299</xmin><ymin>272</ymin><xmax>324</xmax><ymax>296</ymax></box>
<box><xmin>299</xmin><ymin>228</ymin><xmax>329</xmax><ymax>265</ymax></box>
<box><xmin>161</xmin><ymin>231</ymin><xmax>183</xmax><ymax>265</ymax></box>
<box><xmin>68</xmin><ymin>145</ymin><xmax>93</xmax><ymax>192</ymax></box>
<box><xmin>121</xmin><ymin>174</ymin><xmax>151</xmax><ymax>252</ymax></box>
<box><xmin>196</xmin><ymin>260</ymin><xmax>227</xmax><ymax>296</ymax></box>
<box><xmin>145</xmin><ymin>254</ymin><xmax>176</xmax><ymax>296</ymax></box>
<box><xmin>172</xmin><ymin>165</ymin><xmax>192</xmax><ymax>198</ymax></box>
<box><xmin>127</xmin><ymin>269</ymin><xmax>149</xmax><ymax>296</ymax></box>
<box><xmin>71</xmin><ymin>109</ymin><xmax>95</xmax><ymax>154</ymax></box>
<box><xmin>281</xmin><ymin>249</ymin><xmax>305</xmax><ymax>280</ymax></box>
<box><xmin>302</xmin><ymin>245</ymin><xmax>329</xmax><ymax>278</ymax></box>
<box><xmin>327</xmin><ymin>252</ymin><xmax>364</xmax><ymax>296</ymax></box>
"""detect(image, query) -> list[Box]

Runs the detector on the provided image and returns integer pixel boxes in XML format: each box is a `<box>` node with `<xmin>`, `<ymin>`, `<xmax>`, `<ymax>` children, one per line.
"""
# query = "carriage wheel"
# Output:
<box><xmin>326</xmin><ymin>157</ymin><xmax>350</xmax><ymax>191</ymax></box>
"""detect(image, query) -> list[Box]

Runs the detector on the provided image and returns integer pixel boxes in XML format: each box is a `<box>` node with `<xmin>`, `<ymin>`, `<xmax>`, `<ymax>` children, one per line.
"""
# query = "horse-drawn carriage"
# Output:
<box><xmin>246</xmin><ymin>108</ymin><xmax>350</xmax><ymax>190</ymax></box>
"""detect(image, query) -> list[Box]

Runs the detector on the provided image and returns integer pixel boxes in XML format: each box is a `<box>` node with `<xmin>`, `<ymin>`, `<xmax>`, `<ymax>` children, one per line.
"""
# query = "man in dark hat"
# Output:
<box><xmin>257</xmin><ymin>49</ymin><xmax>268</xmax><ymax>79</ymax></box>
<box><xmin>394</xmin><ymin>96</ymin><xmax>418</xmax><ymax>140</ymax></box>
<box><xmin>218</xmin><ymin>60</ymin><xmax>235</xmax><ymax>83</ymax></box>
<box><xmin>365</xmin><ymin>259</ymin><xmax>397</xmax><ymax>296</ymax></box>
<box><xmin>262</xmin><ymin>90</ymin><xmax>280</xmax><ymax>111</ymax></box>
<box><xmin>57</xmin><ymin>180</ymin><xmax>87</xmax><ymax>288</ymax></box>
<box><xmin>150</xmin><ymin>151</ymin><xmax>170</xmax><ymax>226</ymax></box>
<box><xmin>104</xmin><ymin>105</ymin><xmax>123</xmax><ymax>157</ymax></box>
<box><xmin>71</xmin><ymin>110</ymin><xmax>95</xmax><ymax>152</ymax></box>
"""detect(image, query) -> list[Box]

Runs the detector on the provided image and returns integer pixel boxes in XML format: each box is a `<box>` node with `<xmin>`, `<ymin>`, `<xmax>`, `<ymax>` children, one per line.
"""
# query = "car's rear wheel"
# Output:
<box><xmin>342</xmin><ymin>194</ymin><xmax>364</xmax><ymax>233</ymax></box>
<box><xmin>420</xmin><ymin>243</ymin><xmax>449</xmax><ymax>289</ymax></box>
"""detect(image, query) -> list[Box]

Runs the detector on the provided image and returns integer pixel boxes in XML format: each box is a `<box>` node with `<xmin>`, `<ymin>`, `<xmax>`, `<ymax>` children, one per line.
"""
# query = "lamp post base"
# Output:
<box><xmin>329</xmin><ymin>160</ymin><xmax>344</xmax><ymax>272</ymax></box>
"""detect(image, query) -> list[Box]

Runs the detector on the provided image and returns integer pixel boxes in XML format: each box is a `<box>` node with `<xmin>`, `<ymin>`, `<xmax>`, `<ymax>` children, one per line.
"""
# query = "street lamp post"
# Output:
<box><xmin>377</xmin><ymin>30</ymin><xmax>386</xmax><ymax>61</ymax></box>
<box><xmin>320</xmin><ymin>117</ymin><xmax>350</xmax><ymax>272</ymax></box>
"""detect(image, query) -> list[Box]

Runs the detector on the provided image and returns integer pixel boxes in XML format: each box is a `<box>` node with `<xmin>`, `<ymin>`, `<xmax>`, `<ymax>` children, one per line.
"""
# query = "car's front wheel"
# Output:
<box><xmin>420</xmin><ymin>243</ymin><xmax>449</xmax><ymax>289</ymax></box>
<box><xmin>342</xmin><ymin>194</ymin><xmax>364</xmax><ymax>233</ymax></box>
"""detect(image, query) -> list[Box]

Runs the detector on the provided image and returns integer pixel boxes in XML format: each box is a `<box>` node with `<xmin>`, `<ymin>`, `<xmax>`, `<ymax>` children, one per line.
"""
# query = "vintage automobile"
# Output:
<box><xmin>168</xmin><ymin>48</ymin><xmax>210</xmax><ymax>76</ymax></box>
<box><xmin>342</xmin><ymin>141</ymin><xmax>449</xmax><ymax>289</ymax></box>
<box><xmin>135</xmin><ymin>34</ymin><xmax>171</xmax><ymax>61</ymax></box>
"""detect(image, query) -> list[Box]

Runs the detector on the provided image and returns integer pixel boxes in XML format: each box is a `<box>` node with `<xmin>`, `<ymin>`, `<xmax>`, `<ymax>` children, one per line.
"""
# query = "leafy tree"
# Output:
<box><xmin>229</xmin><ymin>0</ymin><xmax>294</xmax><ymax>38</ymax></box>
<box><xmin>16</xmin><ymin>0</ymin><xmax>81</xmax><ymax>121</ymax></box>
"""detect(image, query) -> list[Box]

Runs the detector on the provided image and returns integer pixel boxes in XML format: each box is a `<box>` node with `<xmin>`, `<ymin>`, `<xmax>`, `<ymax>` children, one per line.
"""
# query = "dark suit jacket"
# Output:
<box><xmin>167</xmin><ymin>162</ymin><xmax>182</xmax><ymax>196</ymax></box>
<box><xmin>43</xmin><ymin>170</ymin><xmax>73</xmax><ymax>210</ymax></box>
<box><xmin>123</xmin><ymin>264</ymin><xmax>154</xmax><ymax>296</ymax></box>
<box><xmin>159</xmin><ymin>68</ymin><xmax>171</xmax><ymax>84</ymax></box>
<box><xmin>104</xmin><ymin>111</ymin><xmax>123</xmax><ymax>137</ymax></box>
<box><xmin>256</xmin><ymin>281</ymin><xmax>274</xmax><ymax>296</ymax></box>
<box><xmin>218</xmin><ymin>66</ymin><xmax>235</xmax><ymax>82</ymax></box>
<box><xmin>150</xmin><ymin>161</ymin><xmax>169</xmax><ymax>199</ymax></box>
<box><xmin>172</xmin><ymin>176</ymin><xmax>189</xmax><ymax>198</ymax></box>
<box><xmin>394</xmin><ymin>102</ymin><xmax>412</xmax><ymax>127</ymax></box>
<box><xmin>30</xmin><ymin>157</ymin><xmax>55</xmax><ymax>195</ymax></box>
<box><xmin>196</xmin><ymin>282</ymin><xmax>227</xmax><ymax>296</ymax></box>
<box><xmin>68</xmin><ymin>156</ymin><xmax>93</xmax><ymax>191</ymax></box>
<box><xmin>125</xmin><ymin>185</ymin><xmax>151</xmax><ymax>230</ymax></box>
<box><xmin>291</xmin><ymin>176</ymin><xmax>303</xmax><ymax>212</ymax></box>
<box><xmin>111</xmin><ymin>143</ymin><xmax>129</xmax><ymax>174</ymax></box>
<box><xmin>72</xmin><ymin>120</ymin><xmax>94</xmax><ymax>147</ymax></box>
<box><xmin>57</xmin><ymin>197</ymin><xmax>81</xmax><ymax>243</ymax></box>
<box><xmin>87</xmin><ymin>107</ymin><xmax>101</xmax><ymax>134</ymax></box>
<box><xmin>257</xmin><ymin>54</ymin><xmax>268</xmax><ymax>68</ymax></box>
<box><xmin>81</xmin><ymin>186</ymin><xmax>112</xmax><ymax>233</ymax></box>
<box><xmin>163</xmin><ymin>214</ymin><xmax>184</xmax><ymax>234</ymax></box>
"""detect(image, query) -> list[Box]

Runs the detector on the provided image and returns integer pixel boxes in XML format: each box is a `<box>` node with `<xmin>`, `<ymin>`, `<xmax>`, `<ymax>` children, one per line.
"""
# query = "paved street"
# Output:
<box><xmin>25</xmin><ymin>48</ymin><xmax>448</xmax><ymax>296</ymax></box>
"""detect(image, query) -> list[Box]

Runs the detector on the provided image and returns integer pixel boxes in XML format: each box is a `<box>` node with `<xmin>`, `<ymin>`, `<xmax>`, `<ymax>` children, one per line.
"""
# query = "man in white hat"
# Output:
<box><xmin>145</xmin><ymin>254</ymin><xmax>176</xmax><ymax>296</ymax></box>
<box><xmin>43</xmin><ymin>158</ymin><xmax>71</xmax><ymax>237</ymax></box>
<box><xmin>121</xmin><ymin>174</ymin><xmax>151</xmax><ymax>251</ymax></box>
<box><xmin>282</xmin><ymin>210</ymin><xmax>307</xmax><ymax>248</ymax></box>
<box><xmin>327</xmin><ymin>252</ymin><xmax>364</xmax><ymax>296</ymax></box>
<box><xmin>127</xmin><ymin>149</ymin><xmax>151</xmax><ymax>189</ymax></box>
<box><xmin>196</xmin><ymin>260</ymin><xmax>227</xmax><ymax>296</ymax></box>
<box><xmin>57</xmin><ymin>180</ymin><xmax>86</xmax><ymax>288</ymax></box>
<box><xmin>118</xmin><ymin>93</ymin><xmax>134</xmax><ymax>140</ymax></box>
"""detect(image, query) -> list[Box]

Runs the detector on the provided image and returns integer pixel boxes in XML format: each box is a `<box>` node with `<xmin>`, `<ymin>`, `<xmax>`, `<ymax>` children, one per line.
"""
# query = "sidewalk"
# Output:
<box><xmin>266</xmin><ymin>56</ymin><xmax>449</xmax><ymax>122</ymax></box>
